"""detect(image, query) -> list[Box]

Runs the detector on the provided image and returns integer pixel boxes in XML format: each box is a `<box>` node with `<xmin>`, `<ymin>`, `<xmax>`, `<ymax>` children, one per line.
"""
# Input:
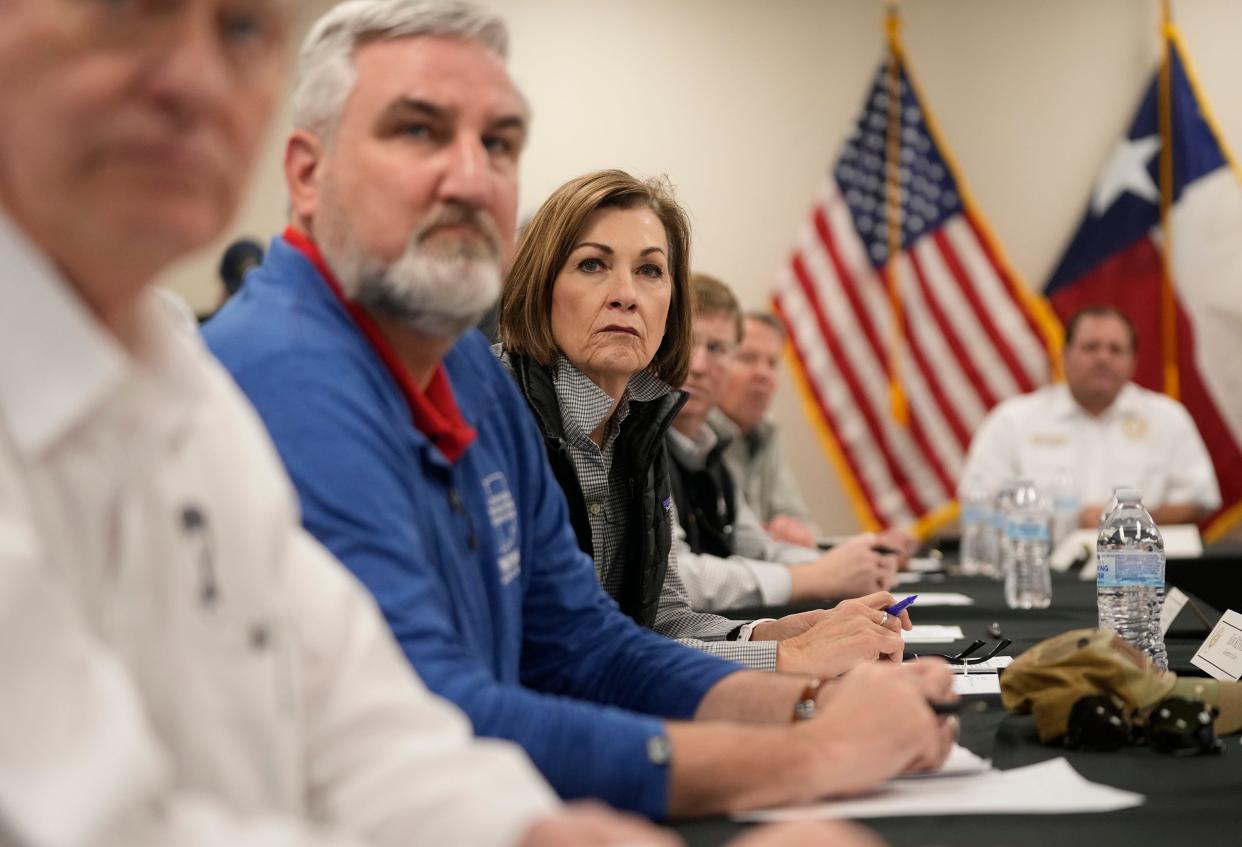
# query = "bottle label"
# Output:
<box><xmin>963</xmin><ymin>504</ymin><xmax>987</xmax><ymax>523</ymax></box>
<box><xmin>1006</xmin><ymin>518</ymin><xmax>1049</xmax><ymax>541</ymax></box>
<box><xmin>1097</xmin><ymin>552</ymin><xmax>1165</xmax><ymax>588</ymax></box>
<box><xmin>1054</xmin><ymin>495</ymin><xmax>1079</xmax><ymax>512</ymax></box>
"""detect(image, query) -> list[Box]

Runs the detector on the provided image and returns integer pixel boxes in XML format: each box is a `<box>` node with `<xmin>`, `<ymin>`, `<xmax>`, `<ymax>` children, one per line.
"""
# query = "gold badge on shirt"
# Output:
<box><xmin>1120</xmin><ymin>414</ymin><xmax>1148</xmax><ymax>440</ymax></box>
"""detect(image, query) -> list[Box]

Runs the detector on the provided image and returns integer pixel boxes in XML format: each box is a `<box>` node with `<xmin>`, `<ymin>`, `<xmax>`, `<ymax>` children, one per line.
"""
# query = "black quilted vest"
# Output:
<box><xmin>665</xmin><ymin>434</ymin><xmax>738</xmax><ymax>559</ymax></box>
<box><xmin>505</xmin><ymin>352</ymin><xmax>686</xmax><ymax>628</ymax></box>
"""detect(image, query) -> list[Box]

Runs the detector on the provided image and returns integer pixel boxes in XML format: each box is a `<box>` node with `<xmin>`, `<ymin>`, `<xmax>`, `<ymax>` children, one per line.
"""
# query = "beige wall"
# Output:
<box><xmin>158</xmin><ymin>0</ymin><xmax>1242</xmax><ymax>535</ymax></box>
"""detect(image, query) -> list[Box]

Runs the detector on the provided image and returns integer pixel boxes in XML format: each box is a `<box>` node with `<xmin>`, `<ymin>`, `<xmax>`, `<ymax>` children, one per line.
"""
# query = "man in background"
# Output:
<box><xmin>666</xmin><ymin>274</ymin><xmax>901</xmax><ymax>612</ymax></box>
<box><xmin>960</xmin><ymin>305</ymin><xmax>1220</xmax><ymax>526</ymax></box>
<box><xmin>716</xmin><ymin>311</ymin><xmax>819</xmax><ymax>547</ymax></box>
<box><xmin>716</xmin><ymin>310</ymin><xmax>919</xmax><ymax>563</ymax></box>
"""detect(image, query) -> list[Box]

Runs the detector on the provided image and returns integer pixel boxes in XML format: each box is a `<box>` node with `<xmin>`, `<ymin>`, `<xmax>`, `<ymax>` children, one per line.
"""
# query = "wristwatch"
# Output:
<box><xmin>792</xmin><ymin>678</ymin><xmax>826</xmax><ymax>723</ymax></box>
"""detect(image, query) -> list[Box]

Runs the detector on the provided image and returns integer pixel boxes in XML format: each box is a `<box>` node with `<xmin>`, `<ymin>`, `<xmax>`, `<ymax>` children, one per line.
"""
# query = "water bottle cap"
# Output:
<box><xmin>1115</xmin><ymin>487</ymin><xmax>1143</xmax><ymax>503</ymax></box>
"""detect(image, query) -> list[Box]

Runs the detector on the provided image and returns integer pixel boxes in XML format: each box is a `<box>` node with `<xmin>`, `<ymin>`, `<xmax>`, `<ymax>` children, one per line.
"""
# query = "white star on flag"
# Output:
<box><xmin>1091</xmin><ymin>134</ymin><xmax>1161</xmax><ymax>216</ymax></box>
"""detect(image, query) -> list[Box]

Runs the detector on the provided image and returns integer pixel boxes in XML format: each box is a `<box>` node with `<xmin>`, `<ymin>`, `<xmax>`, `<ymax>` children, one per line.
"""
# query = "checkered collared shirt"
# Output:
<box><xmin>552</xmin><ymin>357</ymin><xmax>778</xmax><ymax>670</ymax></box>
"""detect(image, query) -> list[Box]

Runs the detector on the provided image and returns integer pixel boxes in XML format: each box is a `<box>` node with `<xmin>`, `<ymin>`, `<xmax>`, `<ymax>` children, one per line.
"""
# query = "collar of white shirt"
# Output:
<box><xmin>1050</xmin><ymin>381</ymin><xmax>1141</xmax><ymax>423</ymax></box>
<box><xmin>0</xmin><ymin>210</ymin><xmax>201</xmax><ymax>458</ymax></box>
<box><xmin>667</xmin><ymin>422</ymin><xmax>719</xmax><ymax>470</ymax></box>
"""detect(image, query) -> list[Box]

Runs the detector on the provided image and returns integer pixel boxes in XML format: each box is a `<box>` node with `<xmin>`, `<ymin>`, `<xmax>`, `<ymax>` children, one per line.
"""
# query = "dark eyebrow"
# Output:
<box><xmin>378</xmin><ymin>97</ymin><xmax>449</xmax><ymax>125</ymax></box>
<box><xmin>570</xmin><ymin>243</ymin><xmax>668</xmax><ymax>257</ymax></box>
<box><xmin>489</xmin><ymin>114</ymin><xmax>528</xmax><ymax>135</ymax></box>
<box><xmin>572</xmin><ymin>241</ymin><xmax>614</xmax><ymax>254</ymax></box>
<box><xmin>377</xmin><ymin>98</ymin><xmax>528</xmax><ymax>133</ymax></box>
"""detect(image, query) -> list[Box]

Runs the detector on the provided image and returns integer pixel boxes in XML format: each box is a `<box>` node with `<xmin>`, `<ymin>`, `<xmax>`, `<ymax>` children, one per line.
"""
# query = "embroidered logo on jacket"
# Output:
<box><xmin>482</xmin><ymin>472</ymin><xmax>521</xmax><ymax>584</ymax></box>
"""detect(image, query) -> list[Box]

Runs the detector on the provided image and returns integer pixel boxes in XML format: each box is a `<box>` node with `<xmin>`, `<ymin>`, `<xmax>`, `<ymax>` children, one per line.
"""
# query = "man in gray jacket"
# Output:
<box><xmin>716</xmin><ymin>312</ymin><xmax>819</xmax><ymax>547</ymax></box>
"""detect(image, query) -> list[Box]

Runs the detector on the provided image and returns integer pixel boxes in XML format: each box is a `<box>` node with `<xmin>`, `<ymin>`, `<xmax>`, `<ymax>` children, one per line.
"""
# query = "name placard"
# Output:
<box><xmin>1159</xmin><ymin>587</ymin><xmax>1189</xmax><ymax>636</ymax></box>
<box><xmin>1190</xmin><ymin>609</ymin><xmax>1242</xmax><ymax>681</ymax></box>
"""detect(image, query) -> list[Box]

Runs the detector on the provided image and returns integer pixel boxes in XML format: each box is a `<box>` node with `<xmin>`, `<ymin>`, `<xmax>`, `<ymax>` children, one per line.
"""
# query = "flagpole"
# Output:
<box><xmin>884</xmin><ymin>2</ymin><xmax>909</xmax><ymax>426</ymax></box>
<box><xmin>1158</xmin><ymin>0</ymin><xmax>1180</xmax><ymax>400</ymax></box>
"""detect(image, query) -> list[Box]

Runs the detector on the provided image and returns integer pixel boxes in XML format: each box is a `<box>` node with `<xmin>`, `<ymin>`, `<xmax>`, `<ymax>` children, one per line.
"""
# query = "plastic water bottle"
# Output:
<box><xmin>1097</xmin><ymin>485</ymin><xmax>1131</xmax><ymax>529</ymax></box>
<box><xmin>1097</xmin><ymin>488</ymin><xmax>1167</xmax><ymax>670</ymax></box>
<box><xmin>959</xmin><ymin>487</ymin><xmax>992</xmax><ymax>576</ymax></box>
<box><xmin>1004</xmin><ymin>479</ymin><xmax>1052</xmax><ymax>609</ymax></box>
<box><xmin>1049</xmin><ymin>469</ymin><xmax>1080</xmax><ymax>547</ymax></box>
<box><xmin>992</xmin><ymin>481</ymin><xmax>1017</xmax><ymax>582</ymax></box>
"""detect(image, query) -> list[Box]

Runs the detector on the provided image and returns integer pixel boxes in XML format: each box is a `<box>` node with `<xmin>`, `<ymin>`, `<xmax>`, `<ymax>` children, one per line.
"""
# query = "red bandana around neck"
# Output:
<box><xmin>283</xmin><ymin>227</ymin><xmax>476</xmax><ymax>464</ymax></box>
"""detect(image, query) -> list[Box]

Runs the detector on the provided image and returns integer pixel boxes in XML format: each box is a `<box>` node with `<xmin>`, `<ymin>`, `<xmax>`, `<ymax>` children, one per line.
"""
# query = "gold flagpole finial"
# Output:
<box><xmin>885</xmin><ymin>1</ymin><xmax>901</xmax><ymax>47</ymax></box>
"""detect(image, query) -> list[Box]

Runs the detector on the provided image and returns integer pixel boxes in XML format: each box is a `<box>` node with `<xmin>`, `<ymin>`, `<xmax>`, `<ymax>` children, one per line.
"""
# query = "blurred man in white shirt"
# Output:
<box><xmin>960</xmin><ymin>305</ymin><xmax>1220</xmax><ymax>527</ymax></box>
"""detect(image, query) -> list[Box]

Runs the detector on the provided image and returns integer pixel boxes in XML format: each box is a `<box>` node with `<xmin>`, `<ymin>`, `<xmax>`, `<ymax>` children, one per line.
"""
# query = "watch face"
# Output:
<box><xmin>645</xmin><ymin>735</ymin><xmax>673</xmax><ymax>764</ymax></box>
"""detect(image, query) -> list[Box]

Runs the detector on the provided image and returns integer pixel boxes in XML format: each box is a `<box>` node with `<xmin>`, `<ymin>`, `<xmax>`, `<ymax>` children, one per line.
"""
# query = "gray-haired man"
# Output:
<box><xmin>207</xmin><ymin>0</ymin><xmax>955</xmax><ymax>827</ymax></box>
<box><xmin>0</xmin><ymin>2</ymin><xmax>689</xmax><ymax>845</ymax></box>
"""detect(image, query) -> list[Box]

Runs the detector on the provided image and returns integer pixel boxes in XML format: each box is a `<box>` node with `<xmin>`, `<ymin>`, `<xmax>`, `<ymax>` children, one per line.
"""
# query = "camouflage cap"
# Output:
<box><xmin>1000</xmin><ymin>628</ymin><xmax>1242</xmax><ymax>743</ymax></box>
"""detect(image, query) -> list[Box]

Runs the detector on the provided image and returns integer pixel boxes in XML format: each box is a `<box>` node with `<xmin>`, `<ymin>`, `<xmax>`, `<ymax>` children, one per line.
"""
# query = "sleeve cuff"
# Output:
<box><xmin>774</xmin><ymin>544</ymin><xmax>820</xmax><ymax>566</ymax></box>
<box><xmin>743</xmin><ymin>559</ymin><xmax>792</xmax><ymax>605</ymax></box>
<box><xmin>736</xmin><ymin>618</ymin><xmax>777</xmax><ymax>641</ymax></box>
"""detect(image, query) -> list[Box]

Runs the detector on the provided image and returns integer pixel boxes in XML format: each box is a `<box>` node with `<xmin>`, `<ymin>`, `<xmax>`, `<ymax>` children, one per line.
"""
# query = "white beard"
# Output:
<box><xmin>318</xmin><ymin>198</ymin><xmax>502</xmax><ymax>339</ymax></box>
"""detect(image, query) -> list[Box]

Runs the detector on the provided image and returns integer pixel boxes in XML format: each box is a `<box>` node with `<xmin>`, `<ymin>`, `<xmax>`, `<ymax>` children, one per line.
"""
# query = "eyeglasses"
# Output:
<box><xmin>1066</xmin><ymin>694</ymin><xmax>1223</xmax><ymax>756</ymax></box>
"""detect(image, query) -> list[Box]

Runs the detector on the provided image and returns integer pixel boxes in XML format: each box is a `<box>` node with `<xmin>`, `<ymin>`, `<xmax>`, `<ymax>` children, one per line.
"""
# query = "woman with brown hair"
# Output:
<box><xmin>496</xmin><ymin>169</ymin><xmax>908</xmax><ymax>675</ymax></box>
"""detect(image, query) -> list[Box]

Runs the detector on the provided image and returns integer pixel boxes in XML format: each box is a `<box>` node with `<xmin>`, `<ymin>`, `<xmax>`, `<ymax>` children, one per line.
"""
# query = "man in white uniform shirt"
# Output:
<box><xmin>0</xmin><ymin>1</ymin><xmax>803</xmax><ymax>845</ymax></box>
<box><xmin>959</xmin><ymin>306</ymin><xmax>1220</xmax><ymax>527</ymax></box>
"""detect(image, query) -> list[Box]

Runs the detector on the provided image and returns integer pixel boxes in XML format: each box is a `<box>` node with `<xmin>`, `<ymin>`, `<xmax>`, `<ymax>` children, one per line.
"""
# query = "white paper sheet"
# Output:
<box><xmin>895</xmin><ymin>572</ymin><xmax>924</xmax><ymax>585</ymax></box>
<box><xmin>734</xmin><ymin>758</ymin><xmax>1143</xmax><ymax>822</ymax></box>
<box><xmin>952</xmin><ymin>674</ymin><xmax>1003</xmax><ymax>695</ymax></box>
<box><xmin>901</xmin><ymin>625</ymin><xmax>965</xmax><ymax>643</ymax></box>
<box><xmin>908</xmin><ymin>592</ymin><xmax>974</xmax><ymax>607</ymax></box>
<box><xmin>906</xmin><ymin>556</ymin><xmax>943</xmax><ymax>572</ymax></box>
<box><xmin>897</xmin><ymin>744</ymin><xmax>990</xmax><ymax>779</ymax></box>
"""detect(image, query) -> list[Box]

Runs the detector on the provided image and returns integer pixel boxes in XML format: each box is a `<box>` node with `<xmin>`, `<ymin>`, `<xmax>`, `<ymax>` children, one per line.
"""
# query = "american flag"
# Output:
<box><xmin>774</xmin><ymin>48</ymin><xmax>1060</xmax><ymax>536</ymax></box>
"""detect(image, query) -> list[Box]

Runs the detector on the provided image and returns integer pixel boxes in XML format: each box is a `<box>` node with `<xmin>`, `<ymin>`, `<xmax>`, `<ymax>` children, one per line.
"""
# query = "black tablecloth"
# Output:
<box><xmin>672</xmin><ymin>571</ymin><xmax>1242</xmax><ymax>846</ymax></box>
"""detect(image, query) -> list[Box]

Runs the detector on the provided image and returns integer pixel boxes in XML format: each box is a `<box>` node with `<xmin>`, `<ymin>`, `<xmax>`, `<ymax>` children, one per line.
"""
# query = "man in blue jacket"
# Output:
<box><xmin>206</xmin><ymin>0</ymin><xmax>954</xmax><ymax>821</ymax></box>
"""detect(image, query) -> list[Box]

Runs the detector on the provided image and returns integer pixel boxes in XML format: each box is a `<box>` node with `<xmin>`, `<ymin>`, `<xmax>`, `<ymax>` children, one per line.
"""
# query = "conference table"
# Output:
<box><xmin>672</xmin><ymin>563</ymin><xmax>1242</xmax><ymax>847</ymax></box>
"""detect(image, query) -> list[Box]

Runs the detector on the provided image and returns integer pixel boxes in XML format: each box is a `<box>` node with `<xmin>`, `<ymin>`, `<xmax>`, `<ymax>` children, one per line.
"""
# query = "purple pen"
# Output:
<box><xmin>885</xmin><ymin>594</ymin><xmax>918</xmax><ymax>615</ymax></box>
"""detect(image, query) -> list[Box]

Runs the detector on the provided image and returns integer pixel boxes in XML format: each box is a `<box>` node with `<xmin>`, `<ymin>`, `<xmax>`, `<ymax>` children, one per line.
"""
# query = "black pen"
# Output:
<box><xmin>930</xmin><ymin>700</ymin><xmax>963</xmax><ymax>716</ymax></box>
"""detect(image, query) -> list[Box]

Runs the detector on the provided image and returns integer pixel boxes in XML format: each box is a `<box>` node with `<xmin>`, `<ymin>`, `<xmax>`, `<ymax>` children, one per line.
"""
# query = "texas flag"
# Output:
<box><xmin>1044</xmin><ymin>32</ymin><xmax>1242</xmax><ymax>540</ymax></box>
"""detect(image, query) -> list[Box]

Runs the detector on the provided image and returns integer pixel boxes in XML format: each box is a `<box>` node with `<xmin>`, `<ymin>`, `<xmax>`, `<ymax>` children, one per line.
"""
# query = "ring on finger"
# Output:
<box><xmin>878</xmin><ymin>611</ymin><xmax>889</xmax><ymax>627</ymax></box>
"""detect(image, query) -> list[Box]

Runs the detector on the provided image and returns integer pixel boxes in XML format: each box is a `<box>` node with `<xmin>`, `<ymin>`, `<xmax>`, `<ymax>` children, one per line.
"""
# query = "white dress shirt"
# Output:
<box><xmin>959</xmin><ymin>382</ymin><xmax>1221</xmax><ymax>511</ymax></box>
<box><xmin>666</xmin><ymin>425</ymin><xmax>819</xmax><ymax>612</ymax></box>
<box><xmin>0</xmin><ymin>213</ymin><xmax>556</xmax><ymax>847</ymax></box>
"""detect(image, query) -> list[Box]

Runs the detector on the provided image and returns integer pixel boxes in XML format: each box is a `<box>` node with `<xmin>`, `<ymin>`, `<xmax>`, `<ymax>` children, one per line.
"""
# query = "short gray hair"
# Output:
<box><xmin>292</xmin><ymin>0</ymin><xmax>509</xmax><ymax>141</ymax></box>
<box><xmin>745</xmin><ymin>310</ymin><xmax>787</xmax><ymax>341</ymax></box>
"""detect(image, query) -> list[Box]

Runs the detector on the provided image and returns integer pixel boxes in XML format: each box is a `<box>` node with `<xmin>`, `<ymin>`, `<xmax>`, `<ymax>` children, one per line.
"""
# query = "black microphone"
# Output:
<box><xmin>219</xmin><ymin>238</ymin><xmax>264</xmax><ymax>297</ymax></box>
